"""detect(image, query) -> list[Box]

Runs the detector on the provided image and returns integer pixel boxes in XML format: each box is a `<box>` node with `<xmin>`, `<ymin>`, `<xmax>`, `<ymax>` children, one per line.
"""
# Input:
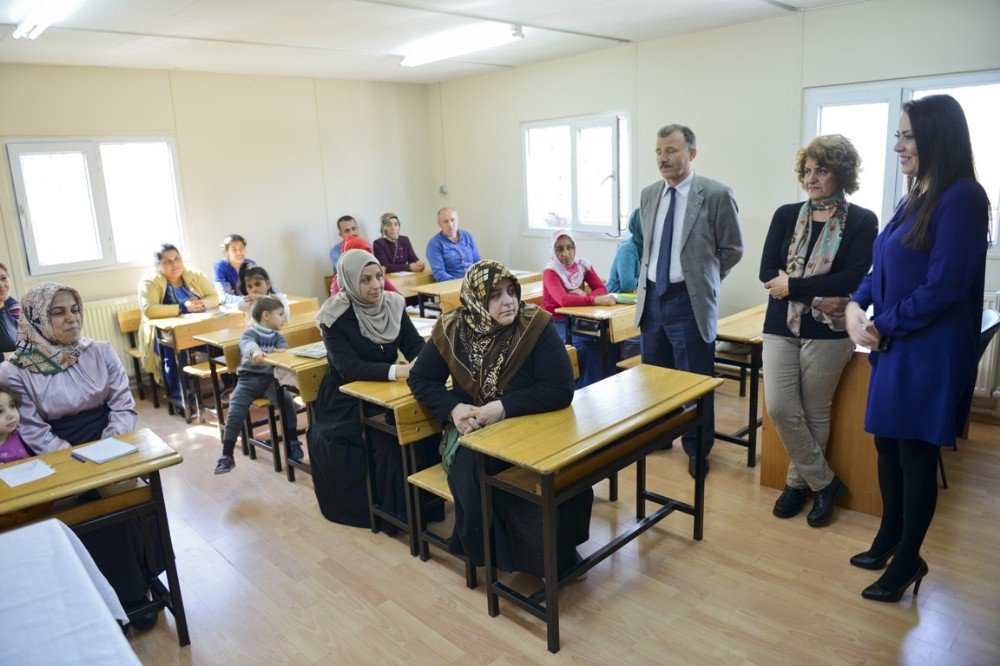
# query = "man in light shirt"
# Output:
<box><xmin>634</xmin><ymin>124</ymin><xmax>743</xmax><ymax>479</ymax></box>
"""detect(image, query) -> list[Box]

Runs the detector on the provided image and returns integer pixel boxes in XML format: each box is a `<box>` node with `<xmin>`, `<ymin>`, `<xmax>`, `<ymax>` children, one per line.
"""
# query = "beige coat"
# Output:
<box><xmin>138</xmin><ymin>269</ymin><xmax>220</xmax><ymax>382</ymax></box>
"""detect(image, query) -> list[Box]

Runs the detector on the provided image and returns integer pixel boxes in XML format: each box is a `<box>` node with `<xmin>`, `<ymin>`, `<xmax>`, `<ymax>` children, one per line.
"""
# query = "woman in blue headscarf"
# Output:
<box><xmin>605</xmin><ymin>208</ymin><xmax>643</xmax><ymax>294</ymax></box>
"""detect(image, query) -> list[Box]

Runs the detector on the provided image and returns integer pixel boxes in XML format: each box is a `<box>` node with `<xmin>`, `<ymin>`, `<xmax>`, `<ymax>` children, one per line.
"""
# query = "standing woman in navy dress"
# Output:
<box><xmin>846</xmin><ymin>94</ymin><xmax>990</xmax><ymax>602</ymax></box>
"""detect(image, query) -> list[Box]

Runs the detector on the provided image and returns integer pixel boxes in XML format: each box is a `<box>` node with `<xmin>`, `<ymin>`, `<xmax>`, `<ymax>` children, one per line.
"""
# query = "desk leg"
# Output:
<box><xmin>599</xmin><ymin>320</ymin><xmax>610</xmax><ymax>378</ymax></box>
<box><xmin>419</xmin><ymin>295</ymin><xmax>426</xmax><ymax>318</ymax></box>
<box><xmin>401</xmin><ymin>444</ymin><xmax>418</xmax><ymax>557</ymax></box>
<box><xmin>635</xmin><ymin>457</ymin><xmax>646</xmax><ymax>520</ymax></box>
<box><xmin>564</xmin><ymin>316</ymin><xmax>573</xmax><ymax>346</ymax></box>
<box><xmin>747</xmin><ymin>345</ymin><xmax>762</xmax><ymax>468</ymax></box>
<box><xmin>150</xmin><ymin>470</ymin><xmax>190</xmax><ymax>647</ymax></box>
<box><xmin>208</xmin><ymin>353</ymin><xmax>225</xmax><ymax>442</ymax></box>
<box><xmin>159</xmin><ymin>342</ymin><xmax>175</xmax><ymax>417</ymax></box>
<box><xmin>479</xmin><ymin>453</ymin><xmax>499</xmax><ymax>617</ymax></box>
<box><xmin>541</xmin><ymin>473</ymin><xmax>560</xmax><ymax>653</ymax></box>
<box><xmin>357</xmin><ymin>399</ymin><xmax>379</xmax><ymax>534</ymax></box>
<box><xmin>694</xmin><ymin>399</ymin><xmax>706</xmax><ymax>541</ymax></box>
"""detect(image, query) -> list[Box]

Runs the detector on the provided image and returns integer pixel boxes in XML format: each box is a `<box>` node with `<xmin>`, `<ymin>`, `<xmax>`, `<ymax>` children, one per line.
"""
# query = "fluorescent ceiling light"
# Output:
<box><xmin>12</xmin><ymin>0</ymin><xmax>79</xmax><ymax>40</ymax></box>
<box><xmin>401</xmin><ymin>22</ymin><xmax>524</xmax><ymax>68</ymax></box>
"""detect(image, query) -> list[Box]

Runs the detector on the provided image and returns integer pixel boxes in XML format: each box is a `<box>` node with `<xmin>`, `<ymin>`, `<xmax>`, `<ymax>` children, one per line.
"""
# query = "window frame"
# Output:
<box><xmin>520</xmin><ymin>112</ymin><xmax>631</xmax><ymax>239</ymax></box>
<box><xmin>803</xmin><ymin>70</ymin><xmax>1000</xmax><ymax>251</ymax></box>
<box><xmin>5</xmin><ymin>136</ymin><xmax>187</xmax><ymax>276</ymax></box>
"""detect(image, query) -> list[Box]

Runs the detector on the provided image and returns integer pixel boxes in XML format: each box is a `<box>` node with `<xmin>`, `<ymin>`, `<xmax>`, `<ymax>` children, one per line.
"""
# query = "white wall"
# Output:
<box><xmin>0</xmin><ymin>65</ymin><xmax>436</xmax><ymax>302</ymax></box>
<box><xmin>428</xmin><ymin>0</ymin><xmax>1000</xmax><ymax>316</ymax></box>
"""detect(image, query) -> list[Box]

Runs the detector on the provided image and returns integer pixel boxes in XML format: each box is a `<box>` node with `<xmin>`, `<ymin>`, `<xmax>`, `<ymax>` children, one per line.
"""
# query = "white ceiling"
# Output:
<box><xmin>0</xmin><ymin>0</ymin><xmax>865</xmax><ymax>84</ymax></box>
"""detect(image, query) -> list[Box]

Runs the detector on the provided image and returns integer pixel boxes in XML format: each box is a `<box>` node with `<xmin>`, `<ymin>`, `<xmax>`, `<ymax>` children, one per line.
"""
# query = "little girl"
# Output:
<box><xmin>237</xmin><ymin>266</ymin><xmax>289</xmax><ymax>324</ymax></box>
<box><xmin>0</xmin><ymin>383</ymin><xmax>29</xmax><ymax>463</ymax></box>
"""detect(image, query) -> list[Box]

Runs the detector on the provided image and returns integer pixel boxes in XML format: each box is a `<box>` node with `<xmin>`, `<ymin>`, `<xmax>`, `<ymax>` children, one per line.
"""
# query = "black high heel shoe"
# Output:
<box><xmin>861</xmin><ymin>557</ymin><xmax>928</xmax><ymax>602</ymax></box>
<box><xmin>850</xmin><ymin>543</ymin><xmax>900</xmax><ymax>570</ymax></box>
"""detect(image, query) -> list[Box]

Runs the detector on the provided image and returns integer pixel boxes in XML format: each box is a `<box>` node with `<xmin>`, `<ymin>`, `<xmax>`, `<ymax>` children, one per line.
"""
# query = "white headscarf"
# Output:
<box><xmin>316</xmin><ymin>249</ymin><xmax>404</xmax><ymax>344</ymax></box>
<box><xmin>546</xmin><ymin>228</ymin><xmax>592</xmax><ymax>291</ymax></box>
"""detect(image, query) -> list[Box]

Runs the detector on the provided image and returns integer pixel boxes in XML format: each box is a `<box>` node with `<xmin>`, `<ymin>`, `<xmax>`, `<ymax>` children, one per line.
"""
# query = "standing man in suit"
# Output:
<box><xmin>636</xmin><ymin>124</ymin><xmax>743</xmax><ymax>479</ymax></box>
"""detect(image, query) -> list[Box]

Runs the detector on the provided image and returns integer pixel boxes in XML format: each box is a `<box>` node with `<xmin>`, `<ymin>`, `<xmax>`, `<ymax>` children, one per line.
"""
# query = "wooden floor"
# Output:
<box><xmin>128</xmin><ymin>382</ymin><xmax>1000</xmax><ymax>665</ymax></box>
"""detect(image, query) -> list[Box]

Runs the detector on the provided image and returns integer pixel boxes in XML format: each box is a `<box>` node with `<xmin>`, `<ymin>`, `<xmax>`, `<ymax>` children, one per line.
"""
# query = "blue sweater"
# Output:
<box><xmin>426</xmin><ymin>231</ymin><xmax>481</xmax><ymax>281</ymax></box>
<box><xmin>237</xmin><ymin>324</ymin><xmax>288</xmax><ymax>375</ymax></box>
<box><xmin>605</xmin><ymin>237</ymin><xmax>641</xmax><ymax>293</ymax></box>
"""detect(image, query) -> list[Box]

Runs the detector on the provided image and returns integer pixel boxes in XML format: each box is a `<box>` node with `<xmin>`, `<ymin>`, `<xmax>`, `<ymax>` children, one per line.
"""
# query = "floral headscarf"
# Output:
<box><xmin>431</xmin><ymin>260</ymin><xmax>550</xmax><ymax>405</ymax></box>
<box><xmin>316</xmin><ymin>249</ymin><xmax>404</xmax><ymax>344</ymax></box>
<box><xmin>9</xmin><ymin>282</ymin><xmax>92</xmax><ymax>375</ymax></box>
<box><xmin>547</xmin><ymin>228</ymin><xmax>592</xmax><ymax>291</ymax></box>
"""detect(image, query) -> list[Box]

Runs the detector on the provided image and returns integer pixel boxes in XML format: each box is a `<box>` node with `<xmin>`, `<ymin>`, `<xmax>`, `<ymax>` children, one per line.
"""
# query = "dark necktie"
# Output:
<box><xmin>655</xmin><ymin>187</ymin><xmax>677</xmax><ymax>296</ymax></box>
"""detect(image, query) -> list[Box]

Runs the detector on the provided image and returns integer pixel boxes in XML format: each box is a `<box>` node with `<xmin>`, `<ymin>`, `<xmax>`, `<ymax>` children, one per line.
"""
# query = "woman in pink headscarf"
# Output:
<box><xmin>540</xmin><ymin>228</ymin><xmax>616</xmax><ymax>387</ymax></box>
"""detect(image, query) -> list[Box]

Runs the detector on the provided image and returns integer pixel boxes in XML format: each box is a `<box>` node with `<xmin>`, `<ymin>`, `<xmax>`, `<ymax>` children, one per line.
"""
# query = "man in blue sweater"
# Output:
<box><xmin>215</xmin><ymin>296</ymin><xmax>302</xmax><ymax>474</ymax></box>
<box><xmin>426</xmin><ymin>207</ymin><xmax>481</xmax><ymax>281</ymax></box>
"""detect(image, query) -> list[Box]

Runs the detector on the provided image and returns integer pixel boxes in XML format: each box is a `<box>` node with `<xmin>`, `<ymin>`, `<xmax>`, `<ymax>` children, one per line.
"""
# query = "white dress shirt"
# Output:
<box><xmin>648</xmin><ymin>170</ymin><xmax>694</xmax><ymax>284</ymax></box>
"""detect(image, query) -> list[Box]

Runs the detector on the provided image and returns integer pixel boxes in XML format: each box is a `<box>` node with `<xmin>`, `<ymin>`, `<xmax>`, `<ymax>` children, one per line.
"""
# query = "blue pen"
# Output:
<box><xmin>70</xmin><ymin>452</ymin><xmax>87</xmax><ymax>463</ymax></box>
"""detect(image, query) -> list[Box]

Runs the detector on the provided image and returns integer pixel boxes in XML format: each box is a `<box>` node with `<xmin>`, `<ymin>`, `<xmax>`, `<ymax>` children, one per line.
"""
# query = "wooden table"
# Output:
<box><xmin>459</xmin><ymin>365</ymin><xmax>722</xmax><ymax>653</ymax></box>
<box><xmin>554</xmin><ymin>303</ymin><xmax>639</xmax><ymax>378</ymax></box>
<box><xmin>415</xmin><ymin>270</ymin><xmax>542</xmax><ymax>316</ymax></box>
<box><xmin>0</xmin><ymin>429</ymin><xmax>190</xmax><ymax>646</ymax></box>
<box><xmin>151</xmin><ymin>310</ymin><xmax>246</xmax><ymax>421</ymax></box>
<box><xmin>193</xmin><ymin>309</ymin><xmax>320</xmax><ymax>441</ymax></box>
<box><xmin>714</xmin><ymin>302</ymin><xmax>767</xmax><ymax>467</ymax></box>
<box><xmin>761</xmin><ymin>349</ymin><xmax>881</xmax><ymax>516</ymax></box>
<box><xmin>340</xmin><ymin>380</ymin><xmax>443</xmax><ymax>555</ymax></box>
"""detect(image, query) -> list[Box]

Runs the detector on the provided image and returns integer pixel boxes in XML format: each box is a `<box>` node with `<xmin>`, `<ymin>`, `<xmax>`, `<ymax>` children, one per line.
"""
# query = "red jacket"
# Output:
<box><xmin>541</xmin><ymin>267</ymin><xmax>608</xmax><ymax>319</ymax></box>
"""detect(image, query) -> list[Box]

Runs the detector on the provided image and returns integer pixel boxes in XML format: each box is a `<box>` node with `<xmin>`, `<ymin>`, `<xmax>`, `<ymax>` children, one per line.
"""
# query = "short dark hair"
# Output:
<box><xmin>153</xmin><ymin>243</ymin><xmax>180</xmax><ymax>263</ymax></box>
<box><xmin>0</xmin><ymin>382</ymin><xmax>21</xmax><ymax>409</ymax></box>
<box><xmin>657</xmin><ymin>124</ymin><xmax>696</xmax><ymax>149</ymax></box>
<box><xmin>336</xmin><ymin>215</ymin><xmax>356</xmax><ymax>232</ymax></box>
<box><xmin>221</xmin><ymin>234</ymin><xmax>247</xmax><ymax>253</ymax></box>
<box><xmin>239</xmin><ymin>265</ymin><xmax>272</xmax><ymax>296</ymax></box>
<box><xmin>251</xmin><ymin>296</ymin><xmax>283</xmax><ymax>322</ymax></box>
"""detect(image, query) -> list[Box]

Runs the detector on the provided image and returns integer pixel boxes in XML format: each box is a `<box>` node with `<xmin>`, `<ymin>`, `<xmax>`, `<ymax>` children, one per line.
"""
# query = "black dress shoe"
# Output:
<box><xmin>772</xmin><ymin>485</ymin><xmax>808</xmax><ymax>518</ymax></box>
<box><xmin>862</xmin><ymin>558</ymin><xmax>928</xmax><ymax>602</ymax></box>
<box><xmin>850</xmin><ymin>543</ymin><xmax>900</xmax><ymax>570</ymax></box>
<box><xmin>688</xmin><ymin>456</ymin><xmax>709</xmax><ymax>479</ymax></box>
<box><xmin>806</xmin><ymin>476</ymin><xmax>847</xmax><ymax>527</ymax></box>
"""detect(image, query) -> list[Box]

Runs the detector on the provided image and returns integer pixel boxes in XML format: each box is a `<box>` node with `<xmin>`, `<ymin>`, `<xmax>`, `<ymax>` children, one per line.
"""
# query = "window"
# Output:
<box><xmin>803</xmin><ymin>72</ymin><xmax>1000</xmax><ymax>244</ymax></box>
<box><xmin>522</xmin><ymin>114</ymin><xmax>631</xmax><ymax>236</ymax></box>
<box><xmin>6</xmin><ymin>138</ymin><xmax>185</xmax><ymax>275</ymax></box>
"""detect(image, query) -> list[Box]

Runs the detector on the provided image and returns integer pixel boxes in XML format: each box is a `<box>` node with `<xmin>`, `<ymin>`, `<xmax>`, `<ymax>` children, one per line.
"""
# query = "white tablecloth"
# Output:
<box><xmin>0</xmin><ymin>519</ymin><xmax>141</xmax><ymax>665</ymax></box>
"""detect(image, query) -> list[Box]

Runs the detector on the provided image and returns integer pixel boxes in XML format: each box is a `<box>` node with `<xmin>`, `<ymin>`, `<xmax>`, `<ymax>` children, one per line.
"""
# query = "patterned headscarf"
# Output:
<box><xmin>9</xmin><ymin>282</ymin><xmax>93</xmax><ymax>375</ymax></box>
<box><xmin>547</xmin><ymin>228</ymin><xmax>592</xmax><ymax>291</ymax></box>
<box><xmin>316</xmin><ymin>249</ymin><xmax>404</xmax><ymax>344</ymax></box>
<box><xmin>785</xmin><ymin>192</ymin><xmax>849</xmax><ymax>335</ymax></box>
<box><xmin>380</xmin><ymin>212</ymin><xmax>400</xmax><ymax>239</ymax></box>
<box><xmin>431</xmin><ymin>260</ymin><xmax>550</xmax><ymax>405</ymax></box>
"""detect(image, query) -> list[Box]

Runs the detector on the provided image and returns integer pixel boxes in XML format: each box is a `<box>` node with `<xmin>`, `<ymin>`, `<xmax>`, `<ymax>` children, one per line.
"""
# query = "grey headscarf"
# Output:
<box><xmin>316</xmin><ymin>249</ymin><xmax>404</xmax><ymax>344</ymax></box>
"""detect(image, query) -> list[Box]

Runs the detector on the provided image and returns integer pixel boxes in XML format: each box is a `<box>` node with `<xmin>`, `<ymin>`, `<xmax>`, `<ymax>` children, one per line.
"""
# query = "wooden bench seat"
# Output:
<box><xmin>116</xmin><ymin>308</ymin><xmax>159</xmax><ymax>408</ymax></box>
<box><xmin>408</xmin><ymin>464</ymin><xmax>453</xmax><ymax>503</ymax></box>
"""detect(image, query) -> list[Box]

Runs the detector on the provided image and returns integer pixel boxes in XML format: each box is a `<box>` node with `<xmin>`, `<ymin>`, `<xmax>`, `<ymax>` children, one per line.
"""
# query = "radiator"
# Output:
<box><xmin>976</xmin><ymin>290</ymin><xmax>1000</xmax><ymax>398</ymax></box>
<box><xmin>81</xmin><ymin>296</ymin><xmax>139</xmax><ymax>378</ymax></box>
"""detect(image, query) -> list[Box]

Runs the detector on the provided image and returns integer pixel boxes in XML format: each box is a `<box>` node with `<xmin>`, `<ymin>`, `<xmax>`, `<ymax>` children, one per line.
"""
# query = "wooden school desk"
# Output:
<box><xmin>339</xmin><ymin>379</ymin><xmax>443</xmax><ymax>555</ymax></box>
<box><xmin>760</xmin><ymin>348</ymin><xmax>881</xmax><ymax>516</ymax></box>
<box><xmin>714</xmin><ymin>302</ymin><xmax>766</xmax><ymax>467</ymax></box>
<box><xmin>193</xmin><ymin>309</ymin><xmax>320</xmax><ymax>441</ymax></box>
<box><xmin>385</xmin><ymin>269</ymin><xmax>435</xmax><ymax>299</ymax></box>
<box><xmin>0</xmin><ymin>429</ymin><xmax>190</xmax><ymax>646</ymax></box>
<box><xmin>554</xmin><ymin>303</ymin><xmax>639</xmax><ymax>378</ymax></box>
<box><xmin>459</xmin><ymin>365</ymin><xmax>723</xmax><ymax>653</ymax></box>
<box><xmin>415</xmin><ymin>270</ymin><xmax>543</xmax><ymax>316</ymax></box>
<box><xmin>150</xmin><ymin>310</ymin><xmax>245</xmax><ymax>420</ymax></box>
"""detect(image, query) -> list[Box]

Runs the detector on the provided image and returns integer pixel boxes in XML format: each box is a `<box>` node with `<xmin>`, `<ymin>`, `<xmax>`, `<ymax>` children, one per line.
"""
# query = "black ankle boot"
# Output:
<box><xmin>772</xmin><ymin>486</ymin><xmax>808</xmax><ymax>519</ymax></box>
<box><xmin>807</xmin><ymin>476</ymin><xmax>847</xmax><ymax>527</ymax></box>
<box><xmin>850</xmin><ymin>542</ymin><xmax>900</xmax><ymax>570</ymax></box>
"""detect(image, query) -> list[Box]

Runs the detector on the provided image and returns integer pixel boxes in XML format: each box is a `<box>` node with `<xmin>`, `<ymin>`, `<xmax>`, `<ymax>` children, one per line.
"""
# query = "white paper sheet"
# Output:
<box><xmin>72</xmin><ymin>437</ymin><xmax>138</xmax><ymax>464</ymax></box>
<box><xmin>0</xmin><ymin>458</ymin><xmax>56</xmax><ymax>487</ymax></box>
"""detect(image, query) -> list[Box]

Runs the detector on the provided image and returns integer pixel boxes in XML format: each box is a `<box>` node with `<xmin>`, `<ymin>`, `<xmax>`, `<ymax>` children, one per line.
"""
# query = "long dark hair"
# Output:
<box><xmin>238</xmin><ymin>265</ymin><xmax>274</xmax><ymax>296</ymax></box>
<box><xmin>900</xmin><ymin>94</ymin><xmax>978</xmax><ymax>250</ymax></box>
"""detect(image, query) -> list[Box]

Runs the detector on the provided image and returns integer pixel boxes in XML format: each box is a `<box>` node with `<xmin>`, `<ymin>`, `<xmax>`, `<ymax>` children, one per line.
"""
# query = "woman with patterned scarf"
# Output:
<box><xmin>759</xmin><ymin>134</ymin><xmax>878</xmax><ymax>528</ymax></box>
<box><xmin>409</xmin><ymin>260</ymin><xmax>593</xmax><ymax>578</ymax></box>
<box><xmin>0</xmin><ymin>283</ymin><xmax>162</xmax><ymax>630</ymax></box>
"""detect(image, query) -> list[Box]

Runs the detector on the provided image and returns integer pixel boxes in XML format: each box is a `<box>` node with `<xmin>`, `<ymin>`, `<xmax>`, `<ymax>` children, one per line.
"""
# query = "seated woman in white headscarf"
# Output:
<box><xmin>0</xmin><ymin>282</ymin><xmax>161</xmax><ymax>630</ymax></box>
<box><xmin>308</xmin><ymin>249</ymin><xmax>438</xmax><ymax>529</ymax></box>
<box><xmin>408</xmin><ymin>260</ymin><xmax>593</xmax><ymax>578</ymax></box>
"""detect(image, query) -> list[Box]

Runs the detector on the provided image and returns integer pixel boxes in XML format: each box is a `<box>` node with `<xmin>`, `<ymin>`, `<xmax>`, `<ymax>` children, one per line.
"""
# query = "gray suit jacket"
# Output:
<box><xmin>635</xmin><ymin>173</ymin><xmax>743</xmax><ymax>342</ymax></box>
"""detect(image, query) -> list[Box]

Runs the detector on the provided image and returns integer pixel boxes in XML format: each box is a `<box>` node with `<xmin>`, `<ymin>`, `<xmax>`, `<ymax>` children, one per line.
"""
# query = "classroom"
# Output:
<box><xmin>0</xmin><ymin>0</ymin><xmax>998</xmax><ymax>663</ymax></box>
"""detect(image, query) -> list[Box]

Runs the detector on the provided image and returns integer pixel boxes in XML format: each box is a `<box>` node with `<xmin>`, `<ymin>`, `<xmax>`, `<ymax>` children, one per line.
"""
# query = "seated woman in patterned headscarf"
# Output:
<box><xmin>0</xmin><ymin>282</ymin><xmax>162</xmax><ymax>630</ymax></box>
<box><xmin>408</xmin><ymin>260</ymin><xmax>593</xmax><ymax>578</ymax></box>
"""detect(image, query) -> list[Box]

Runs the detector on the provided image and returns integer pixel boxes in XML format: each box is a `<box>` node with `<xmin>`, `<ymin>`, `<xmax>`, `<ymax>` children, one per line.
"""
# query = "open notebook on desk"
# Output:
<box><xmin>291</xmin><ymin>342</ymin><xmax>327</xmax><ymax>359</ymax></box>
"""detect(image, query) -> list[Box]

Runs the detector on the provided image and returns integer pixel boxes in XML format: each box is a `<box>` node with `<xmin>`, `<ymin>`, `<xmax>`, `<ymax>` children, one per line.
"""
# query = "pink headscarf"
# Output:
<box><xmin>546</xmin><ymin>228</ymin><xmax>592</xmax><ymax>291</ymax></box>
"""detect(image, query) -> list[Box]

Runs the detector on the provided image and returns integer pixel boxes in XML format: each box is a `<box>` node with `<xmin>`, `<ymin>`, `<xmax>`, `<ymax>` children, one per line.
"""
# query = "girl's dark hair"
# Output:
<box><xmin>0</xmin><ymin>382</ymin><xmax>21</xmax><ymax>409</ymax></box>
<box><xmin>900</xmin><ymin>94</ymin><xmax>978</xmax><ymax>250</ymax></box>
<box><xmin>153</xmin><ymin>243</ymin><xmax>180</xmax><ymax>263</ymax></box>
<box><xmin>239</xmin><ymin>265</ymin><xmax>273</xmax><ymax>296</ymax></box>
<box><xmin>221</xmin><ymin>234</ymin><xmax>247</xmax><ymax>253</ymax></box>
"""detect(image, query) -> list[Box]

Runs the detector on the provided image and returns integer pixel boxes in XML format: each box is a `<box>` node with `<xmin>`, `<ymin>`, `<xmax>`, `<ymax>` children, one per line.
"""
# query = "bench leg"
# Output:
<box><xmin>636</xmin><ymin>457</ymin><xmax>646</xmax><ymax>520</ymax></box>
<box><xmin>739</xmin><ymin>366</ymin><xmax>747</xmax><ymax>397</ymax></box>
<box><xmin>541</xmin><ymin>474</ymin><xmax>560</xmax><ymax>654</ymax></box>
<box><xmin>479</xmin><ymin>454</ymin><xmax>499</xmax><ymax>618</ymax></box>
<box><xmin>148</xmin><ymin>372</ymin><xmax>160</xmax><ymax>408</ymax></box>
<box><xmin>130</xmin><ymin>357</ymin><xmax>146</xmax><ymax>401</ymax></box>
<box><xmin>608</xmin><ymin>472</ymin><xmax>618</xmax><ymax>502</ymax></box>
<box><xmin>267</xmin><ymin>404</ymin><xmax>282</xmax><ymax>473</ymax></box>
